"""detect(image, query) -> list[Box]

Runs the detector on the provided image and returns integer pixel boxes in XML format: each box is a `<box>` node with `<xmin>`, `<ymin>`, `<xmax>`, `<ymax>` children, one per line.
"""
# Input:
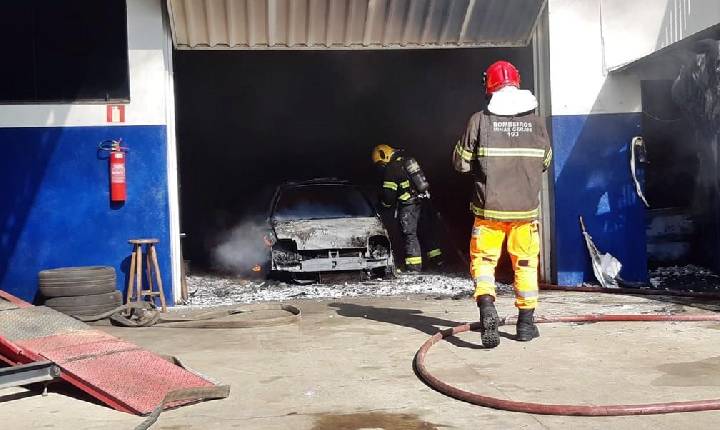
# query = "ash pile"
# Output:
<box><xmin>184</xmin><ymin>272</ymin><xmax>513</xmax><ymax>307</ymax></box>
<box><xmin>649</xmin><ymin>265</ymin><xmax>720</xmax><ymax>292</ymax></box>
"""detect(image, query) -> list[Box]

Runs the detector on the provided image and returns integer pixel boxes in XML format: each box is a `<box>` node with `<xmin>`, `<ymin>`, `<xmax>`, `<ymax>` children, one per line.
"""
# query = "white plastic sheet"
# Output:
<box><xmin>580</xmin><ymin>216</ymin><xmax>621</xmax><ymax>288</ymax></box>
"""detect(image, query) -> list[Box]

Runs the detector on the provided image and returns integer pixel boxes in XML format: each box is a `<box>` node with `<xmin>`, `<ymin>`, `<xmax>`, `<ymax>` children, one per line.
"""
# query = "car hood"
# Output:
<box><xmin>272</xmin><ymin>217</ymin><xmax>387</xmax><ymax>250</ymax></box>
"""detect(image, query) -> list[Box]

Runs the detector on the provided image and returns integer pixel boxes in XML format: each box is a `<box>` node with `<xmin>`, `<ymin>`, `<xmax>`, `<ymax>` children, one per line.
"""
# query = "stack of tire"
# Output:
<box><xmin>40</xmin><ymin>266</ymin><xmax>122</xmax><ymax>318</ymax></box>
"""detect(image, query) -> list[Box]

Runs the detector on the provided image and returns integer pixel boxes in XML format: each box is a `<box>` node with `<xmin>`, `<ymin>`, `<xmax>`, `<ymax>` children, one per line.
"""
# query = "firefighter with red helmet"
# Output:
<box><xmin>373</xmin><ymin>145</ymin><xmax>443</xmax><ymax>272</ymax></box>
<box><xmin>453</xmin><ymin>61</ymin><xmax>552</xmax><ymax>348</ymax></box>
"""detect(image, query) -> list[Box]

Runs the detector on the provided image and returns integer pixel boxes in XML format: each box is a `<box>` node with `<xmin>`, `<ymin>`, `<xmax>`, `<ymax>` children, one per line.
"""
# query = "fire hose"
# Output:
<box><xmin>415</xmin><ymin>285</ymin><xmax>720</xmax><ymax>416</ymax></box>
<box><xmin>76</xmin><ymin>302</ymin><xmax>301</xmax><ymax>328</ymax></box>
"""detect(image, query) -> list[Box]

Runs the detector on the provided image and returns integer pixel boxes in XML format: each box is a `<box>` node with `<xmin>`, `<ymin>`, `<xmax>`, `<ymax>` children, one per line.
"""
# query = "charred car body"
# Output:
<box><xmin>267</xmin><ymin>179</ymin><xmax>394</xmax><ymax>279</ymax></box>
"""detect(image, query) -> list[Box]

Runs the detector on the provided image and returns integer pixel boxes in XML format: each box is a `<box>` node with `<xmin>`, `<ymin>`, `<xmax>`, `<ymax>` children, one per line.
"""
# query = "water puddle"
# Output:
<box><xmin>312</xmin><ymin>412</ymin><xmax>441</xmax><ymax>430</ymax></box>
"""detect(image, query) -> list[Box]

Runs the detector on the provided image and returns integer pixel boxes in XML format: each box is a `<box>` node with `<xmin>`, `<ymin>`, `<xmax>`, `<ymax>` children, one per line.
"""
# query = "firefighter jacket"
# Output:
<box><xmin>453</xmin><ymin>110</ymin><xmax>552</xmax><ymax>221</ymax></box>
<box><xmin>380</xmin><ymin>153</ymin><xmax>420</xmax><ymax>208</ymax></box>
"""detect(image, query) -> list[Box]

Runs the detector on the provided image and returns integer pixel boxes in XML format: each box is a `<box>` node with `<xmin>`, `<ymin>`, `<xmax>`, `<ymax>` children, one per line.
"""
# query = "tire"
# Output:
<box><xmin>44</xmin><ymin>291</ymin><xmax>122</xmax><ymax>308</ymax></box>
<box><xmin>39</xmin><ymin>266</ymin><xmax>115</xmax><ymax>282</ymax></box>
<box><xmin>45</xmin><ymin>292</ymin><xmax>123</xmax><ymax>317</ymax></box>
<box><xmin>39</xmin><ymin>266</ymin><xmax>117</xmax><ymax>298</ymax></box>
<box><xmin>50</xmin><ymin>303</ymin><xmax>122</xmax><ymax>317</ymax></box>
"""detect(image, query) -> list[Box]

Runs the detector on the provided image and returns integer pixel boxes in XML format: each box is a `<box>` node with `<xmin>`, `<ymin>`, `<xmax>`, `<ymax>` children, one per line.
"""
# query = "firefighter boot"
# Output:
<box><xmin>477</xmin><ymin>295</ymin><xmax>500</xmax><ymax>348</ymax></box>
<box><xmin>516</xmin><ymin>309</ymin><xmax>540</xmax><ymax>341</ymax></box>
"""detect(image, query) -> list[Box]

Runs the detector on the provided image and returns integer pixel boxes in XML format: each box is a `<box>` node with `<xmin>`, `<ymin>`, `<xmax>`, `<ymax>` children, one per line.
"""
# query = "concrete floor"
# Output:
<box><xmin>2</xmin><ymin>290</ymin><xmax>720</xmax><ymax>429</ymax></box>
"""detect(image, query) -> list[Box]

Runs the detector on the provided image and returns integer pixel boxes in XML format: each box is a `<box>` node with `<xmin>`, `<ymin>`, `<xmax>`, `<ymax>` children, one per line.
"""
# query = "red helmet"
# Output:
<box><xmin>484</xmin><ymin>61</ymin><xmax>521</xmax><ymax>95</ymax></box>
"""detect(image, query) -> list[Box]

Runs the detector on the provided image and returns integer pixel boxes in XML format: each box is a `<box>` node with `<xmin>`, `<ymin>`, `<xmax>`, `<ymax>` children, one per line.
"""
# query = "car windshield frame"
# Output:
<box><xmin>271</xmin><ymin>183</ymin><xmax>376</xmax><ymax>221</ymax></box>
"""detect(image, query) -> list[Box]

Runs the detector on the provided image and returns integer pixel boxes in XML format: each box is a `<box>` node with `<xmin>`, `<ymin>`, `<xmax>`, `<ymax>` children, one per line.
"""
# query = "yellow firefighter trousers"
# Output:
<box><xmin>470</xmin><ymin>219</ymin><xmax>540</xmax><ymax>310</ymax></box>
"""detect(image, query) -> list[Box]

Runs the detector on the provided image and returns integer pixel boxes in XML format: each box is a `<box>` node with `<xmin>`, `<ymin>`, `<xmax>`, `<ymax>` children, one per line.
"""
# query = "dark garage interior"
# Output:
<box><xmin>640</xmin><ymin>30</ymin><xmax>720</xmax><ymax>277</ymax></box>
<box><xmin>174</xmin><ymin>47</ymin><xmax>534</xmax><ymax>275</ymax></box>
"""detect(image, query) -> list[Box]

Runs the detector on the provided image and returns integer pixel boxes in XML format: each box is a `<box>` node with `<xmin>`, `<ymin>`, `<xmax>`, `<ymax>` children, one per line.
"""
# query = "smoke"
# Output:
<box><xmin>211</xmin><ymin>217</ymin><xmax>271</xmax><ymax>275</ymax></box>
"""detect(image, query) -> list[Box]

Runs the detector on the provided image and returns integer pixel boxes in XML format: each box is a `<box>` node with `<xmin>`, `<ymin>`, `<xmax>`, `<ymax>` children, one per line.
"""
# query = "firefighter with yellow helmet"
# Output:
<box><xmin>372</xmin><ymin>144</ymin><xmax>443</xmax><ymax>272</ymax></box>
<box><xmin>453</xmin><ymin>61</ymin><xmax>552</xmax><ymax>347</ymax></box>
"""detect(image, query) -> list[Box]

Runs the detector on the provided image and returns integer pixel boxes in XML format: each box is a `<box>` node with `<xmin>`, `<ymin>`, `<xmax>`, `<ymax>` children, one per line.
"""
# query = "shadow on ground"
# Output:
<box><xmin>329</xmin><ymin>302</ymin><xmax>516</xmax><ymax>349</ymax></box>
<box><xmin>641</xmin><ymin>295</ymin><xmax>720</xmax><ymax>313</ymax></box>
<box><xmin>0</xmin><ymin>380</ymin><xmax>103</xmax><ymax>408</ymax></box>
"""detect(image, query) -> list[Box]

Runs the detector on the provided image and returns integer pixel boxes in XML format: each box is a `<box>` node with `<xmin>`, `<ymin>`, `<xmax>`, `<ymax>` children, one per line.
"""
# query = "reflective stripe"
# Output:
<box><xmin>405</xmin><ymin>256</ymin><xmax>422</xmax><ymax>265</ymax></box>
<box><xmin>544</xmin><ymin>148</ymin><xmax>553</xmax><ymax>167</ymax></box>
<box><xmin>455</xmin><ymin>143</ymin><xmax>474</xmax><ymax>161</ymax></box>
<box><xmin>400</xmin><ymin>180</ymin><xmax>411</xmax><ymax>189</ymax></box>
<box><xmin>474</xmin><ymin>275</ymin><xmax>495</xmax><ymax>285</ymax></box>
<box><xmin>476</xmin><ymin>147</ymin><xmax>546</xmax><ymax>158</ymax></box>
<box><xmin>515</xmin><ymin>290</ymin><xmax>539</xmax><ymax>299</ymax></box>
<box><xmin>398</xmin><ymin>192</ymin><xmax>412</xmax><ymax>201</ymax></box>
<box><xmin>381</xmin><ymin>201</ymin><xmax>392</xmax><ymax>208</ymax></box>
<box><xmin>383</xmin><ymin>181</ymin><xmax>398</xmax><ymax>191</ymax></box>
<box><xmin>427</xmin><ymin>249</ymin><xmax>442</xmax><ymax>258</ymax></box>
<box><xmin>471</xmin><ymin>203</ymin><xmax>539</xmax><ymax>220</ymax></box>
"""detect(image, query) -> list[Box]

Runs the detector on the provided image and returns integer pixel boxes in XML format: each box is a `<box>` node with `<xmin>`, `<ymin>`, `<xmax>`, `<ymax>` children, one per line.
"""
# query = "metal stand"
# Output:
<box><xmin>0</xmin><ymin>361</ymin><xmax>60</xmax><ymax>391</ymax></box>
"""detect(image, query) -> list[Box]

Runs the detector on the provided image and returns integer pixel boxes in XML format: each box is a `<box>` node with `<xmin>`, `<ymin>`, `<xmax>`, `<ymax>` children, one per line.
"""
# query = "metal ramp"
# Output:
<box><xmin>0</xmin><ymin>290</ymin><xmax>228</xmax><ymax>415</ymax></box>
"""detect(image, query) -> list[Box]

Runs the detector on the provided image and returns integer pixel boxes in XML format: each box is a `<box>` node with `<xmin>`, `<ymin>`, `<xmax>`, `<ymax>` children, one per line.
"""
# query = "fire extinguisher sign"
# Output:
<box><xmin>106</xmin><ymin>105</ymin><xmax>126</xmax><ymax>123</ymax></box>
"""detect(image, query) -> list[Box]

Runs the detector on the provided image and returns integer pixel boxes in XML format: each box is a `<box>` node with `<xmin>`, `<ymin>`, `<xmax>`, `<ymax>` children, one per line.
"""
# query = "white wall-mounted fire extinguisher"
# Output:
<box><xmin>99</xmin><ymin>139</ymin><xmax>129</xmax><ymax>202</ymax></box>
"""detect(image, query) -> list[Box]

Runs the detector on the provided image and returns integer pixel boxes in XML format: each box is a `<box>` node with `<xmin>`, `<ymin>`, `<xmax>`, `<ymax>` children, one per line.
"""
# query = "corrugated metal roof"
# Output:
<box><xmin>167</xmin><ymin>0</ymin><xmax>546</xmax><ymax>50</ymax></box>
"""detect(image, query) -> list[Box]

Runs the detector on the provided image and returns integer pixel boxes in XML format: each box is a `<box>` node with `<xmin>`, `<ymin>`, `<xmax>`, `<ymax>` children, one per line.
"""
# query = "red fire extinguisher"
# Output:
<box><xmin>99</xmin><ymin>139</ymin><xmax>128</xmax><ymax>202</ymax></box>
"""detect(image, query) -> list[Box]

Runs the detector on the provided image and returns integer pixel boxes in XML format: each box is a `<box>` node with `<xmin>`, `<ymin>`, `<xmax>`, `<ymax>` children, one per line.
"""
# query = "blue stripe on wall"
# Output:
<box><xmin>0</xmin><ymin>125</ymin><xmax>173</xmax><ymax>304</ymax></box>
<box><xmin>552</xmin><ymin>113</ymin><xmax>647</xmax><ymax>285</ymax></box>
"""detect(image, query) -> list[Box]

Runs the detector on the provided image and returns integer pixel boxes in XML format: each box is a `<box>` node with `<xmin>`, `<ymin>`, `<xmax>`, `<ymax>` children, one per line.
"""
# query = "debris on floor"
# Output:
<box><xmin>184</xmin><ymin>272</ymin><xmax>513</xmax><ymax>307</ymax></box>
<box><xmin>649</xmin><ymin>265</ymin><xmax>720</xmax><ymax>292</ymax></box>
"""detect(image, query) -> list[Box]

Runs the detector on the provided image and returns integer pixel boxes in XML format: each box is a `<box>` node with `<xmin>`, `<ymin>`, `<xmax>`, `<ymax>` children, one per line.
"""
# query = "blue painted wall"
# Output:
<box><xmin>552</xmin><ymin>113</ymin><xmax>647</xmax><ymax>285</ymax></box>
<box><xmin>0</xmin><ymin>125</ymin><xmax>173</xmax><ymax>303</ymax></box>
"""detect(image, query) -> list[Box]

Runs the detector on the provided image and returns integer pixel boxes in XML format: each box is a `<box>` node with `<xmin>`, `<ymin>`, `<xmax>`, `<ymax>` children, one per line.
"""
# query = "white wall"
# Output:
<box><xmin>0</xmin><ymin>0</ymin><xmax>170</xmax><ymax>128</ymax></box>
<box><xmin>0</xmin><ymin>0</ymin><xmax>183</xmax><ymax>304</ymax></box>
<box><xmin>548</xmin><ymin>0</ymin><xmax>719</xmax><ymax>116</ymax></box>
<box><xmin>603</xmin><ymin>0</ymin><xmax>720</xmax><ymax>70</ymax></box>
<box><xmin>548</xmin><ymin>0</ymin><xmax>641</xmax><ymax>116</ymax></box>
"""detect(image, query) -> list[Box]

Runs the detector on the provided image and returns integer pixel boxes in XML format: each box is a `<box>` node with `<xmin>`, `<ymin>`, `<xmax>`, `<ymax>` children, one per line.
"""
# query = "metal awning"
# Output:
<box><xmin>167</xmin><ymin>0</ymin><xmax>546</xmax><ymax>50</ymax></box>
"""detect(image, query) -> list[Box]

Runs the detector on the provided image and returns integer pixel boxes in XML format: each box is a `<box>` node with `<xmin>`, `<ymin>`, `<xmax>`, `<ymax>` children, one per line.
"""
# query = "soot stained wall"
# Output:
<box><xmin>641</xmin><ymin>80</ymin><xmax>696</xmax><ymax>209</ymax></box>
<box><xmin>174</xmin><ymin>48</ymin><xmax>533</xmax><ymax>270</ymax></box>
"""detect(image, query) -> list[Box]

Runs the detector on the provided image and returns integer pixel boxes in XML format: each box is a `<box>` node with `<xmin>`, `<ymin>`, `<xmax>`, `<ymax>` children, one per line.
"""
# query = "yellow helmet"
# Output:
<box><xmin>372</xmin><ymin>144</ymin><xmax>395</xmax><ymax>165</ymax></box>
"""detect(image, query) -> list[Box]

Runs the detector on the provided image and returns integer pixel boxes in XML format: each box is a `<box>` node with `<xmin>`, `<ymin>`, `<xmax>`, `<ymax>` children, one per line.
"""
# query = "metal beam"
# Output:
<box><xmin>0</xmin><ymin>361</ymin><xmax>60</xmax><ymax>391</ymax></box>
<box><xmin>363</xmin><ymin>0</ymin><xmax>377</xmax><ymax>46</ymax></box>
<box><xmin>205</xmin><ymin>0</ymin><xmax>218</xmax><ymax>47</ymax></box>
<box><xmin>400</xmin><ymin>0</ymin><xmax>419</xmax><ymax>46</ymax></box>
<box><xmin>532</xmin><ymin>4</ymin><xmax>555</xmax><ymax>284</ymax></box>
<box><xmin>458</xmin><ymin>0</ymin><xmax>476</xmax><ymax>45</ymax></box>
<box><xmin>225</xmin><ymin>0</ymin><xmax>237</xmax><ymax>47</ymax></box>
<box><xmin>246</xmin><ymin>0</ymin><xmax>256</xmax><ymax>46</ymax></box>
<box><xmin>419</xmin><ymin>0</ymin><xmax>435</xmax><ymax>44</ymax></box>
<box><xmin>325</xmin><ymin>0</ymin><xmax>334</xmax><ymax>47</ymax></box>
<box><xmin>183</xmin><ymin>0</ymin><xmax>196</xmax><ymax>47</ymax></box>
<box><xmin>267</xmin><ymin>0</ymin><xmax>277</xmax><ymax>46</ymax></box>
<box><xmin>438</xmin><ymin>0</ymin><xmax>456</xmax><ymax>44</ymax></box>
<box><xmin>381</xmin><ymin>0</ymin><xmax>396</xmax><ymax>45</ymax></box>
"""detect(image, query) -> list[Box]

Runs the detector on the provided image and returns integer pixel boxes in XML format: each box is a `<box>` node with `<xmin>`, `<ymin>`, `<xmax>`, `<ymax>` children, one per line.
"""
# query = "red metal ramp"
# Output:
<box><xmin>0</xmin><ymin>291</ymin><xmax>227</xmax><ymax>415</ymax></box>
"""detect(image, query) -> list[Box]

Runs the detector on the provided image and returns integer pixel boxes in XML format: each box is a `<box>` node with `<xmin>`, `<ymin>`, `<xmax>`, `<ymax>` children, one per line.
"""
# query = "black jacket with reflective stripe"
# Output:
<box><xmin>380</xmin><ymin>154</ymin><xmax>418</xmax><ymax>207</ymax></box>
<box><xmin>453</xmin><ymin>110</ymin><xmax>552</xmax><ymax>221</ymax></box>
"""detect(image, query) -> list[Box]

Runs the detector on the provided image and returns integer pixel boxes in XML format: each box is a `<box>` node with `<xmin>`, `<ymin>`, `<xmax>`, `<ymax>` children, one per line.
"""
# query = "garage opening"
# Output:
<box><xmin>166</xmin><ymin>0</ymin><xmax>547</xmax><ymax>299</ymax></box>
<box><xmin>174</xmin><ymin>47</ymin><xmax>535</xmax><ymax>278</ymax></box>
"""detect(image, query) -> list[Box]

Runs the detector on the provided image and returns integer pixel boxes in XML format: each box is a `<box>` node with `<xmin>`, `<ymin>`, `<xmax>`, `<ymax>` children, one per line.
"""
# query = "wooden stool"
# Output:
<box><xmin>126</xmin><ymin>238</ymin><xmax>167</xmax><ymax>312</ymax></box>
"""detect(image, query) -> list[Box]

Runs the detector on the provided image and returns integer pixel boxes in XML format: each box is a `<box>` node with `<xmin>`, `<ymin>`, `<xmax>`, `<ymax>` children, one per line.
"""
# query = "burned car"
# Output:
<box><xmin>267</xmin><ymin>179</ymin><xmax>394</xmax><ymax>280</ymax></box>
